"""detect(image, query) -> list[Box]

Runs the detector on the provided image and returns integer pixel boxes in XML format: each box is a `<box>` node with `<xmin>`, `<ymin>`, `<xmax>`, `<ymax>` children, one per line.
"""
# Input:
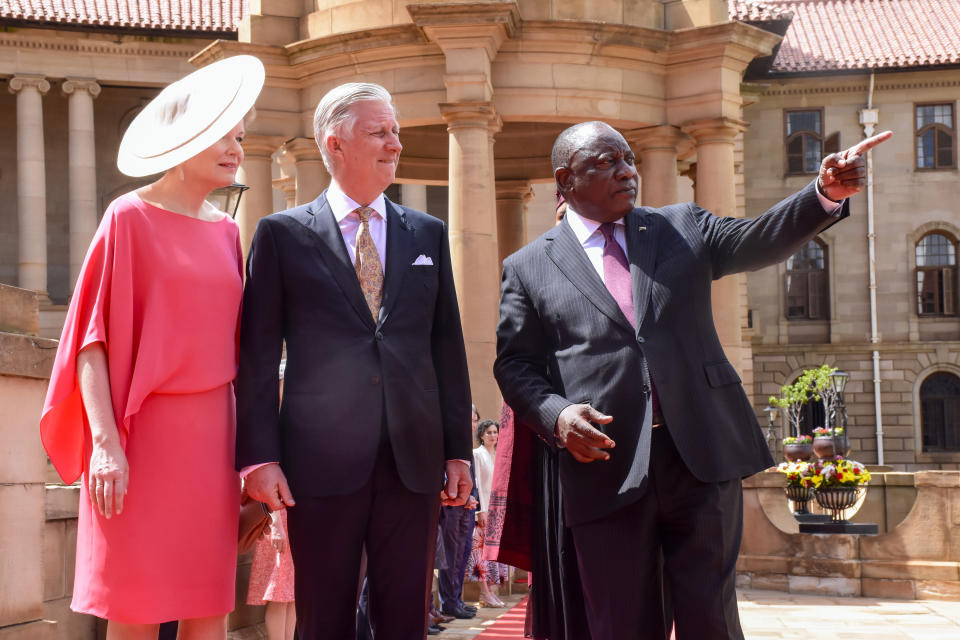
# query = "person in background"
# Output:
<box><xmin>38</xmin><ymin>55</ymin><xmax>264</xmax><ymax>639</ymax></box>
<box><xmin>467</xmin><ymin>419</ymin><xmax>509</xmax><ymax>607</ymax></box>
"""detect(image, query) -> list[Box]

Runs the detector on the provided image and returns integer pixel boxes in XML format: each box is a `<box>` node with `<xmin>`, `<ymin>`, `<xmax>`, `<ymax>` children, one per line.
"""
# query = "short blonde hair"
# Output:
<box><xmin>312</xmin><ymin>83</ymin><xmax>395</xmax><ymax>172</ymax></box>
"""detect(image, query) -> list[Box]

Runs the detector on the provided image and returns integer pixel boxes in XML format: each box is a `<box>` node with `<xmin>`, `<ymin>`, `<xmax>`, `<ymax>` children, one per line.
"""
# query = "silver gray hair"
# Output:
<box><xmin>312</xmin><ymin>82</ymin><xmax>395</xmax><ymax>173</ymax></box>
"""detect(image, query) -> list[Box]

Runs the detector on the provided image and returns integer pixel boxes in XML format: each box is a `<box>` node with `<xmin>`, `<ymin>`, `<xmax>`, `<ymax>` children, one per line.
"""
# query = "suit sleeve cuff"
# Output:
<box><xmin>240</xmin><ymin>461</ymin><xmax>278</xmax><ymax>478</ymax></box>
<box><xmin>815</xmin><ymin>179</ymin><xmax>845</xmax><ymax>215</ymax></box>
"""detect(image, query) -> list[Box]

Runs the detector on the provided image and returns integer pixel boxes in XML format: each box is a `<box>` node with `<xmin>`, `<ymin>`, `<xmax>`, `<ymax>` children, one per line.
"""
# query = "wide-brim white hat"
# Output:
<box><xmin>117</xmin><ymin>55</ymin><xmax>265</xmax><ymax>177</ymax></box>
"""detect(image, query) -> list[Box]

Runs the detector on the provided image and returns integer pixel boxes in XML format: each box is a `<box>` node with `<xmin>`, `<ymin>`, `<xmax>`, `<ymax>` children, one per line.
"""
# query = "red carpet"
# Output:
<box><xmin>474</xmin><ymin>596</ymin><xmax>528</xmax><ymax>638</ymax></box>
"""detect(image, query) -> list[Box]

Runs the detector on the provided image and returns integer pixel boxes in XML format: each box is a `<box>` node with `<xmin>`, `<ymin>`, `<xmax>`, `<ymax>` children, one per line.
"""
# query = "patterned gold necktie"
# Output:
<box><xmin>354</xmin><ymin>206</ymin><xmax>384</xmax><ymax>321</ymax></box>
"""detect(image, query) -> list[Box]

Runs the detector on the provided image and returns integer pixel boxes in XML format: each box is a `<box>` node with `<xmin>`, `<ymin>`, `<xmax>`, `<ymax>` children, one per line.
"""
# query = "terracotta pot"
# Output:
<box><xmin>783</xmin><ymin>442</ymin><xmax>813</xmax><ymax>462</ymax></box>
<box><xmin>814</xmin><ymin>485</ymin><xmax>865</xmax><ymax>522</ymax></box>
<box><xmin>813</xmin><ymin>435</ymin><xmax>851</xmax><ymax>459</ymax></box>
<box><xmin>784</xmin><ymin>485</ymin><xmax>813</xmax><ymax>515</ymax></box>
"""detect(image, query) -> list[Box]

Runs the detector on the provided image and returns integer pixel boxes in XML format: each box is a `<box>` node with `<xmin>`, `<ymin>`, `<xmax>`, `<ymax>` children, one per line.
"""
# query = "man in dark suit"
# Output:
<box><xmin>236</xmin><ymin>83</ymin><xmax>473</xmax><ymax>639</ymax></box>
<box><xmin>494</xmin><ymin>121</ymin><xmax>890</xmax><ymax>639</ymax></box>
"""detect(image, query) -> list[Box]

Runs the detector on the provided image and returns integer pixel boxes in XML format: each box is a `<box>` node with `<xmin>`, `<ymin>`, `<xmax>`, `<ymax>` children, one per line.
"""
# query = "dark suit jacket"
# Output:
<box><xmin>236</xmin><ymin>192</ymin><xmax>472</xmax><ymax>497</ymax></box>
<box><xmin>494</xmin><ymin>181</ymin><xmax>848</xmax><ymax>526</ymax></box>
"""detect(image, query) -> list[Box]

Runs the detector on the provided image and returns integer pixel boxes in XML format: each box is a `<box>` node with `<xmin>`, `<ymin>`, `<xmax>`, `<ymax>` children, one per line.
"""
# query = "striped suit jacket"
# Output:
<box><xmin>494</xmin><ymin>180</ymin><xmax>848</xmax><ymax>526</ymax></box>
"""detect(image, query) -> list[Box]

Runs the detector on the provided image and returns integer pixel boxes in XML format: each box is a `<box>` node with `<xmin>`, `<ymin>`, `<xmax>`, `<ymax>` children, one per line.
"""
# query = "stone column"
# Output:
<box><xmin>627</xmin><ymin>125</ymin><xmax>686</xmax><ymax>208</ymax></box>
<box><xmin>61</xmin><ymin>78</ymin><xmax>101</xmax><ymax>290</ymax></box>
<box><xmin>683</xmin><ymin>117</ymin><xmax>749</xmax><ymax>372</ymax></box>
<box><xmin>400</xmin><ymin>183</ymin><xmax>428</xmax><ymax>211</ymax></box>
<box><xmin>10</xmin><ymin>75</ymin><xmax>51</xmax><ymax>301</ymax></box>
<box><xmin>495</xmin><ymin>180</ymin><xmax>532</xmax><ymax>265</ymax></box>
<box><xmin>284</xmin><ymin>137</ymin><xmax>330</xmax><ymax>205</ymax></box>
<box><xmin>440</xmin><ymin>102</ymin><xmax>502</xmax><ymax>416</ymax></box>
<box><xmin>236</xmin><ymin>134</ymin><xmax>281</xmax><ymax>261</ymax></box>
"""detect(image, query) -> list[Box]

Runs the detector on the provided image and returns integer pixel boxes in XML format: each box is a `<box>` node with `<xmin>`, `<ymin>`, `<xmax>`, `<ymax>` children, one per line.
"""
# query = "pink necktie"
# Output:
<box><xmin>599</xmin><ymin>222</ymin><xmax>662</xmax><ymax>422</ymax></box>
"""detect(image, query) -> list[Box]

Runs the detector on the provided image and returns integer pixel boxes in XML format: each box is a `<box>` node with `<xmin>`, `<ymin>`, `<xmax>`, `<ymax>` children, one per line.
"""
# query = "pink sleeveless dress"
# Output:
<box><xmin>40</xmin><ymin>192</ymin><xmax>243</xmax><ymax>624</ymax></box>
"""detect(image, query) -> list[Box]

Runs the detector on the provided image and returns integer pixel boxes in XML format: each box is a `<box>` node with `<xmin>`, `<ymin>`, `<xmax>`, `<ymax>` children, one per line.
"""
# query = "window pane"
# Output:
<box><xmin>921</xmin><ymin>372</ymin><xmax>960</xmax><ymax>452</ymax></box>
<box><xmin>787</xmin><ymin>110</ymin><xmax>821</xmax><ymax>136</ymax></box>
<box><xmin>917</xmin><ymin>269</ymin><xmax>940</xmax><ymax>314</ymax></box>
<box><xmin>804</xmin><ymin>135</ymin><xmax>822</xmax><ymax>172</ymax></box>
<box><xmin>917</xmin><ymin>233</ymin><xmax>955</xmax><ymax>267</ymax></box>
<box><xmin>917</xmin><ymin>105</ymin><xmax>935</xmax><ymax>129</ymax></box>
<box><xmin>918</xmin><ymin>129</ymin><xmax>935</xmax><ymax>168</ymax></box>
<box><xmin>787</xmin><ymin>136</ymin><xmax>804</xmax><ymax>173</ymax></box>
<box><xmin>784</xmin><ymin>273</ymin><xmax>808</xmax><ymax>318</ymax></box>
<box><xmin>787</xmin><ymin>240</ymin><xmax>824</xmax><ymax>270</ymax></box>
<box><xmin>937</xmin><ymin>130</ymin><xmax>954</xmax><ymax>168</ymax></box>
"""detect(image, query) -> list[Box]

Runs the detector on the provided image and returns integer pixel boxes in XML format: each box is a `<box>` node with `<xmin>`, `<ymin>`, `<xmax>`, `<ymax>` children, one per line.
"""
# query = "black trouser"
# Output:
<box><xmin>287</xmin><ymin>442</ymin><xmax>439</xmax><ymax>640</ymax></box>
<box><xmin>571</xmin><ymin>426</ymin><xmax>744</xmax><ymax>640</ymax></box>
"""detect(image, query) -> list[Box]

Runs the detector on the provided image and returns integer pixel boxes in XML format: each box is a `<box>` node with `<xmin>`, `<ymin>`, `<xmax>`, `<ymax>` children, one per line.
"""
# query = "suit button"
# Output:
<box><xmin>375</xmin><ymin>331</ymin><xmax>384</xmax><ymax>341</ymax></box>
<box><xmin>642</xmin><ymin>383</ymin><xmax>651</xmax><ymax>393</ymax></box>
<box><xmin>370</xmin><ymin>376</ymin><xmax>380</xmax><ymax>385</ymax></box>
<box><xmin>636</xmin><ymin>336</ymin><xmax>645</xmax><ymax>343</ymax></box>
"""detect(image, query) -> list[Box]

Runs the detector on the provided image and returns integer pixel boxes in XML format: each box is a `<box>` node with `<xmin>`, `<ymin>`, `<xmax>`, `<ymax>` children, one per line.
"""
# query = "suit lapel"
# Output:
<box><xmin>379</xmin><ymin>198</ymin><xmax>416</xmax><ymax>326</ymax></box>
<box><xmin>625</xmin><ymin>208</ymin><xmax>658</xmax><ymax>330</ymax></box>
<box><xmin>304</xmin><ymin>193</ymin><xmax>377</xmax><ymax>330</ymax></box>
<box><xmin>545</xmin><ymin>219</ymin><xmax>634</xmax><ymax>333</ymax></box>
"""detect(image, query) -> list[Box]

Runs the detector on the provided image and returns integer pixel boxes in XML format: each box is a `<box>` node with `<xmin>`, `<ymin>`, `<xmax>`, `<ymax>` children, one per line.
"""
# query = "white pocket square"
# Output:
<box><xmin>412</xmin><ymin>254</ymin><xmax>434</xmax><ymax>266</ymax></box>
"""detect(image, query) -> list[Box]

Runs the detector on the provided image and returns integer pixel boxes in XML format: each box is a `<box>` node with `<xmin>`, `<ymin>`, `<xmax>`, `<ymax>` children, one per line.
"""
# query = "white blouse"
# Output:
<box><xmin>473</xmin><ymin>445</ymin><xmax>495</xmax><ymax>512</ymax></box>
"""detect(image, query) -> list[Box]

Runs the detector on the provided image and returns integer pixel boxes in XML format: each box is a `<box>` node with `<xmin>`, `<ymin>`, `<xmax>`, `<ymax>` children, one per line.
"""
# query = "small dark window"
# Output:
<box><xmin>916</xmin><ymin>104</ymin><xmax>955</xmax><ymax>169</ymax></box>
<box><xmin>785</xmin><ymin>110</ymin><xmax>823</xmax><ymax>174</ymax></box>
<box><xmin>785</xmin><ymin>239</ymin><xmax>828</xmax><ymax>320</ymax></box>
<box><xmin>920</xmin><ymin>372</ymin><xmax>960</xmax><ymax>452</ymax></box>
<box><xmin>916</xmin><ymin>232</ymin><xmax>957</xmax><ymax>316</ymax></box>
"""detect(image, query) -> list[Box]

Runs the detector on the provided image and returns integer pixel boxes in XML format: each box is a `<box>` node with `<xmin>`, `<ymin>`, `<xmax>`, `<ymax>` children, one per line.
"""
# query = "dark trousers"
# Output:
<box><xmin>437</xmin><ymin>504</ymin><xmax>474</xmax><ymax>611</ymax></box>
<box><xmin>287</xmin><ymin>442</ymin><xmax>440</xmax><ymax>640</ymax></box>
<box><xmin>570</xmin><ymin>426</ymin><xmax>744</xmax><ymax>640</ymax></box>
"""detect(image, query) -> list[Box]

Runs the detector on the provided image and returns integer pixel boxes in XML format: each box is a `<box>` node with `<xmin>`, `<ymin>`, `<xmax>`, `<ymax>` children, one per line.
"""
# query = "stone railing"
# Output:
<box><xmin>739</xmin><ymin>470</ymin><xmax>960</xmax><ymax>599</ymax></box>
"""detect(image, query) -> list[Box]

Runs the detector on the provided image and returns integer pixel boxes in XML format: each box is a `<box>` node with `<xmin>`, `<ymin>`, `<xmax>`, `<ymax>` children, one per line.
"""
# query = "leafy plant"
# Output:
<box><xmin>769</xmin><ymin>364</ymin><xmax>838</xmax><ymax>437</ymax></box>
<box><xmin>782</xmin><ymin>435</ymin><xmax>812</xmax><ymax>445</ymax></box>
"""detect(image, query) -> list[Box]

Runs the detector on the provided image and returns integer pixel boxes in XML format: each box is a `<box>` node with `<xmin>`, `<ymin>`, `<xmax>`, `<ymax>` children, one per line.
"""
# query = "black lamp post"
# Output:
<box><xmin>829</xmin><ymin>370</ymin><xmax>849</xmax><ymax>430</ymax></box>
<box><xmin>207</xmin><ymin>182</ymin><xmax>249</xmax><ymax>218</ymax></box>
<box><xmin>764</xmin><ymin>404</ymin><xmax>780</xmax><ymax>459</ymax></box>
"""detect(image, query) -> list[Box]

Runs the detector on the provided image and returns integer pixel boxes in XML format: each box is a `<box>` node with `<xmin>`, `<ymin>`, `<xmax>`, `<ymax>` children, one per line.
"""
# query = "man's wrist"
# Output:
<box><xmin>816</xmin><ymin>177</ymin><xmax>843</xmax><ymax>204</ymax></box>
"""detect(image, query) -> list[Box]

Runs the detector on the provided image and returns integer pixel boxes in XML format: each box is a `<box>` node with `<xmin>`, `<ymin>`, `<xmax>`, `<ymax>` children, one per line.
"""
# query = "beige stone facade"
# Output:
<box><xmin>743</xmin><ymin>69</ymin><xmax>960</xmax><ymax>470</ymax></box>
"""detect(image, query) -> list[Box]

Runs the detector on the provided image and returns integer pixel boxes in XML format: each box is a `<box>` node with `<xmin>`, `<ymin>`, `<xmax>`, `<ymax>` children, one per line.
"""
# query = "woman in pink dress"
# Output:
<box><xmin>39</xmin><ymin>56</ymin><xmax>264</xmax><ymax>640</ymax></box>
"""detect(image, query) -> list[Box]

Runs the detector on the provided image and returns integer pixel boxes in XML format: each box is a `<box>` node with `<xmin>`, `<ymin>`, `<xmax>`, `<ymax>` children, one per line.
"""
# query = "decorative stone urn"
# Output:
<box><xmin>784</xmin><ymin>442</ymin><xmax>814</xmax><ymax>462</ymax></box>
<box><xmin>814</xmin><ymin>486</ymin><xmax>864</xmax><ymax>522</ymax></box>
<box><xmin>813</xmin><ymin>434</ymin><xmax>851</xmax><ymax>459</ymax></box>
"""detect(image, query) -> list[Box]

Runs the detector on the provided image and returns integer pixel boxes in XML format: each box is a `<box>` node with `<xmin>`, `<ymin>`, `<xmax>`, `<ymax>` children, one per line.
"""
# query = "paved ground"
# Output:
<box><xmin>436</xmin><ymin>589</ymin><xmax>960</xmax><ymax>639</ymax></box>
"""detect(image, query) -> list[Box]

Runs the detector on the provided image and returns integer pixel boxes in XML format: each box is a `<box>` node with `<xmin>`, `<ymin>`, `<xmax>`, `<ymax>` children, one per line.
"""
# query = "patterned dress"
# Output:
<box><xmin>466</xmin><ymin>446</ymin><xmax>510</xmax><ymax>585</ymax></box>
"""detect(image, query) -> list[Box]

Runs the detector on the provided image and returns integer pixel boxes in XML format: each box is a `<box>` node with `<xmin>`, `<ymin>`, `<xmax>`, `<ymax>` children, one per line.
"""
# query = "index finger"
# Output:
<box><xmin>850</xmin><ymin>130</ymin><xmax>892</xmax><ymax>155</ymax></box>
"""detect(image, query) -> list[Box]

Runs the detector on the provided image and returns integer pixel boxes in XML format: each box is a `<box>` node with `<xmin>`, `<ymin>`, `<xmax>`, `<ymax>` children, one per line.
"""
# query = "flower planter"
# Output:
<box><xmin>783</xmin><ymin>442</ymin><xmax>813</xmax><ymax>462</ymax></box>
<box><xmin>783</xmin><ymin>485</ymin><xmax>814</xmax><ymax>515</ymax></box>
<box><xmin>814</xmin><ymin>486</ymin><xmax>865</xmax><ymax>522</ymax></box>
<box><xmin>813</xmin><ymin>435</ymin><xmax>850</xmax><ymax>459</ymax></box>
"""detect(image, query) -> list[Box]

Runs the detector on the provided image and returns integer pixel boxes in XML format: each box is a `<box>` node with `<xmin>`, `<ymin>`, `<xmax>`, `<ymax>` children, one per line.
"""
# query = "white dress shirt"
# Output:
<box><xmin>326</xmin><ymin>179</ymin><xmax>388</xmax><ymax>271</ymax></box>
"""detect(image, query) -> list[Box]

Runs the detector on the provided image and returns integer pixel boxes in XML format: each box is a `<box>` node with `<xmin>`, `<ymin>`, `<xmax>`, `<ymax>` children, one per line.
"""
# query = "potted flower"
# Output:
<box><xmin>810</xmin><ymin>457</ymin><xmax>871</xmax><ymax>522</ymax></box>
<box><xmin>776</xmin><ymin>460</ymin><xmax>817</xmax><ymax>514</ymax></box>
<box><xmin>781</xmin><ymin>435</ymin><xmax>813</xmax><ymax>461</ymax></box>
<box><xmin>811</xmin><ymin>426</ymin><xmax>850</xmax><ymax>459</ymax></box>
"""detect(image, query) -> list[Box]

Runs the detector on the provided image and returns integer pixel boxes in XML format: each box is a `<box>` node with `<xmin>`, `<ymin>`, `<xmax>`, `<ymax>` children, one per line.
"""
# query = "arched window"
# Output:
<box><xmin>916</xmin><ymin>232</ymin><xmax>957</xmax><ymax>316</ymax></box>
<box><xmin>785</xmin><ymin>109</ymin><xmax>823</xmax><ymax>174</ymax></box>
<box><xmin>916</xmin><ymin>104</ymin><xmax>955</xmax><ymax>170</ymax></box>
<box><xmin>784</xmin><ymin>238</ymin><xmax>828</xmax><ymax>320</ymax></box>
<box><xmin>920</xmin><ymin>372</ymin><xmax>960</xmax><ymax>452</ymax></box>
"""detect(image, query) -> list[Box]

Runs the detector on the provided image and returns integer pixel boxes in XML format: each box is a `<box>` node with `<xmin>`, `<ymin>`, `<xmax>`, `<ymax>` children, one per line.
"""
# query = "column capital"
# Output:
<box><xmin>681</xmin><ymin>117</ymin><xmax>748</xmax><ymax>145</ymax></box>
<box><xmin>407</xmin><ymin>2</ymin><xmax>519</xmax><ymax>60</ymax></box>
<box><xmin>495</xmin><ymin>179</ymin><xmax>533</xmax><ymax>203</ymax></box>
<box><xmin>61</xmin><ymin>77</ymin><xmax>101</xmax><ymax>99</ymax></box>
<box><xmin>9</xmin><ymin>74</ymin><xmax>50</xmax><ymax>95</ymax></box>
<box><xmin>283</xmin><ymin>136</ymin><xmax>324</xmax><ymax>162</ymax></box>
<box><xmin>241</xmin><ymin>133</ymin><xmax>283</xmax><ymax>158</ymax></box>
<box><xmin>439</xmin><ymin>102</ymin><xmax>501</xmax><ymax>133</ymax></box>
<box><xmin>624</xmin><ymin>125</ymin><xmax>689</xmax><ymax>152</ymax></box>
<box><xmin>273</xmin><ymin>175</ymin><xmax>297</xmax><ymax>197</ymax></box>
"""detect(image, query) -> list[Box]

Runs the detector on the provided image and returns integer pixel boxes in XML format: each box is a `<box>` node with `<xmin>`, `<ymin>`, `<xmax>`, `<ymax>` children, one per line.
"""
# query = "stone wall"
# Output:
<box><xmin>739</xmin><ymin>470</ymin><xmax>960</xmax><ymax>599</ymax></box>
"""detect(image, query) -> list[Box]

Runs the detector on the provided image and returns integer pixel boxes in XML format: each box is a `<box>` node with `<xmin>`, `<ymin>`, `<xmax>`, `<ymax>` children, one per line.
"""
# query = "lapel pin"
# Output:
<box><xmin>638</xmin><ymin>226</ymin><xmax>647</xmax><ymax>232</ymax></box>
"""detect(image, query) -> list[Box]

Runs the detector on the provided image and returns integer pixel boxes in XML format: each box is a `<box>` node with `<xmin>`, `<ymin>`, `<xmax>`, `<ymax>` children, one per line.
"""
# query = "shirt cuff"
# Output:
<box><xmin>448</xmin><ymin>459</ymin><xmax>471</xmax><ymax>467</ymax></box>
<box><xmin>240</xmin><ymin>461</ymin><xmax>278</xmax><ymax>478</ymax></box>
<box><xmin>815</xmin><ymin>180</ymin><xmax>845</xmax><ymax>215</ymax></box>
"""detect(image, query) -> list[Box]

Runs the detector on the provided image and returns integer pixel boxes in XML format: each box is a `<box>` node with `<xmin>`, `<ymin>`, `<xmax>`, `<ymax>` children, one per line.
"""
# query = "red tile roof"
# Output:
<box><xmin>731</xmin><ymin>0</ymin><xmax>960</xmax><ymax>73</ymax></box>
<box><xmin>0</xmin><ymin>0</ymin><xmax>244</xmax><ymax>33</ymax></box>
